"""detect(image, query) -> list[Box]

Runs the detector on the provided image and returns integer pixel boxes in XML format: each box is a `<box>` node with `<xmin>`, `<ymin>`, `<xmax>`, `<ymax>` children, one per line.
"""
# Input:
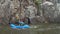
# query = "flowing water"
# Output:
<box><xmin>0</xmin><ymin>23</ymin><xmax>60</xmax><ymax>34</ymax></box>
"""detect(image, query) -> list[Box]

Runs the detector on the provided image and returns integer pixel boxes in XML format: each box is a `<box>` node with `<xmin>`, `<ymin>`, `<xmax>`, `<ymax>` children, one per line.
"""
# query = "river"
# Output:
<box><xmin>0</xmin><ymin>23</ymin><xmax>60</xmax><ymax>34</ymax></box>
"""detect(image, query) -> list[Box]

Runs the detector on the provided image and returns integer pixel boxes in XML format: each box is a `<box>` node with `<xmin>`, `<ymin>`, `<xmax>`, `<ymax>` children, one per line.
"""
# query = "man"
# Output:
<box><xmin>9</xmin><ymin>13</ymin><xmax>19</xmax><ymax>25</ymax></box>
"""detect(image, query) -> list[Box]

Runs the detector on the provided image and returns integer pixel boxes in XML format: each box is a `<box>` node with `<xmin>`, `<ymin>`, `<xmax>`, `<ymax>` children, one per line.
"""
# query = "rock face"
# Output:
<box><xmin>41</xmin><ymin>1</ymin><xmax>55</xmax><ymax>22</ymax></box>
<box><xmin>1</xmin><ymin>0</ymin><xmax>60</xmax><ymax>24</ymax></box>
<box><xmin>0</xmin><ymin>0</ymin><xmax>20</xmax><ymax>16</ymax></box>
<box><xmin>54</xmin><ymin>0</ymin><xmax>60</xmax><ymax>22</ymax></box>
<box><xmin>25</xmin><ymin>5</ymin><xmax>37</xmax><ymax>18</ymax></box>
<box><xmin>0</xmin><ymin>0</ymin><xmax>37</xmax><ymax>24</ymax></box>
<box><xmin>40</xmin><ymin>0</ymin><xmax>60</xmax><ymax>23</ymax></box>
<box><xmin>0</xmin><ymin>0</ymin><xmax>20</xmax><ymax>24</ymax></box>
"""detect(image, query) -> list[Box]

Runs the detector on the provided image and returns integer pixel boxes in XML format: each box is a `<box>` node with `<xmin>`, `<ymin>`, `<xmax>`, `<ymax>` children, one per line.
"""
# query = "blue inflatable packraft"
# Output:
<box><xmin>10</xmin><ymin>24</ymin><xmax>30</xmax><ymax>29</ymax></box>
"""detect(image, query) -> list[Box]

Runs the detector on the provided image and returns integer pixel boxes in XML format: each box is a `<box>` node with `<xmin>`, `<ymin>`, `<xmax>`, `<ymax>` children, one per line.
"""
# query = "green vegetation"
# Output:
<box><xmin>34</xmin><ymin>0</ymin><xmax>42</xmax><ymax>6</ymax></box>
